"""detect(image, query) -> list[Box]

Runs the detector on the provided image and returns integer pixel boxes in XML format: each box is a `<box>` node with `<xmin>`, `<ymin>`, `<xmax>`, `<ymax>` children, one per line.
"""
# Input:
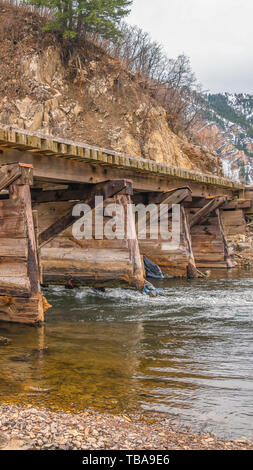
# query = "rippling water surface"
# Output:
<box><xmin>0</xmin><ymin>270</ymin><xmax>253</xmax><ymax>439</ymax></box>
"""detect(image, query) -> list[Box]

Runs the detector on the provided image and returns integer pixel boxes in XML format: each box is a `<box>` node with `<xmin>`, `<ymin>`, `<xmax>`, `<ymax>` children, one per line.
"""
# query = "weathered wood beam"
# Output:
<box><xmin>138</xmin><ymin>187</ymin><xmax>192</xmax><ymax>227</ymax></box>
<box><xmin>185</xmin><ymin>196</ymin><xmax>251</xmax><ymax>211</ymax></box>
<box><xmin>33</xmin><ymin>210</ymin><xmax>43</xmax><ymax>284</ymax></box>
<box><xmin>216</xmin><ymin>208</ymin><xmax>233</xmax><ymax>269</ymax></box>
<box><xmin>38</xmin><ymin>179</ymin><xmax>133</xmax><ymax>248</ymax></box>
<box><xmin>183</xmin><ymin>197</ymin><xmax>208</xmax><ymax>209</ymax></box>
<box><xmin>181</xmin><ymin>206</ymin><xmax>198</xmax><ymax>279</ymax></box>
<box><xmin>0</xmin><ymin>147</ymin><xmax>240</xmax><ymax>198</ymax></box>
<box><xmin>222</xmin><ymin>199</ymin><xmax>252</xmax><ymax>210</ymax></box>
<box><xmin>0</xmin><ymin>296</ymin><xmax>43</xmax><ymax>324</ymax></box>
<box><xmin>190</xmin><ymin>196</ymin><xmax>227</xmax><ymax>228</ymax></box>
<box><xmin>0</xmin><ymin>198</ymin><xmax>24</xmax><ymax>217</ymax></box>
<box><xmin>9</xmin><ymin>166</ymin><xmax>42</xmax><ymax>300</ymax></box>
<box><xmin>0</xmin><ymin>163</ymin><xmax>22</xmax><ymax>191</ymax></box>
<box><xmin>0</xmin><ymin>277</ymin><xmax>31</xmax><ymax>298</ymax></box>
<box><xmin>184</xmin><ymin>196</ymin><xmax>230</xmax><ymax>209</ymax></box>
<box><xmin>31</xmin><ymin>185</ymin><xmax>90</xmax><ymax>203</ymax></box>
<box><xmin>148</xmin><ymin>187</ymin><xmax>192</xmax><ymax>205</ymax></box>
<box><xmin>32</xmin><ymin>181</ymin><xmax>133</xmax><ymax>203</ymax></box>
<box><xmin>117</xmin><ymin>194</ymin><xmax>145</xmax><ymax>290</ymax></box>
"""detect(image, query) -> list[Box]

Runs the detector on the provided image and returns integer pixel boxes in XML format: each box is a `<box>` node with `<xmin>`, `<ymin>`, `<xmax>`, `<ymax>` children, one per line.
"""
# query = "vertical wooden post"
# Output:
<box><xmin>117</xmin><ymin>194</ymin><xmax>145</xmax><ymax>290</ymax></box>
<box><xmin>33</xmin><ymin>210</ymin><xmax>43</xmax><ymax>284</ymax></box>
<box><xmin>181</xmin><ymin>206</ymin><xmax>198</xmax><ymax>279</ymax></box>
<box><xmin>9</xmin><ymin>165</ymin><xmax>44</xmax><ymax>322</ymax></box>
<box><xmin>216</xmin><ymin>209</ymin><xmax>234</xmax><ymax>268</ymax></box>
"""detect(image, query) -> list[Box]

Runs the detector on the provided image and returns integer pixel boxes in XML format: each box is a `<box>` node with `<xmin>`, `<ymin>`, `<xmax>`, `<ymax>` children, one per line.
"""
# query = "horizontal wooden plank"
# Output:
<box><xmin>41</xmin><ymin>247</ymin><xmax>129</xmax><ymax>263</ymax></box>
<box><xmin>196</xmin><ymin>262</ymin><xmax>228</xmax><ymax>268</ymax></box>
<box><xmin>191</xmin><ymin>226</ymin><xmax>220</xmax><ymax>235</ymax></box>
<box><xmin>41</xmin><ymin>259</ymin><xmax>133</xmax><ymax>285</ymax></box>
<box><xmin>224</xmin><ymin>225</ymin><xmax>246</xmax><ymax>236</ymax></box>
<box><xmin>45</xmin><ymin>236</ymin><xmax>128</xmax><ymax>250</ymax></box>
<box><xmin>194</xmin><ymin>253</ymin><xmax>225</xmax><ymax>261</ymax></box>
<box><xmin>0</xmin><ymin>295</ymin><xmax>42</xmax><ymax>323</ymax></box>
<box><xmin>223</xmin><ymin>199</ymin><xmax>252</xmax><ymax>210</ymax></box>
<box><xmin>42</xmin><ymin>259</ymin><xmax>132</xmax><ymax>273</ymax></box>
<box><xmin>186</xmin><ymin>198</ymin><xmax>252</xmax><ymax>210</ymax></box>
<box><xmin>0</xmin><ymin>238</ymin><xmax>27</xmax><ymax>257</ymax></box>
<box><xmin>221</xmin><ymin>210</ymin><xmax>246</xmax><ymax>226</ymax></box>
<box><xmin>0</xmin><ymin>276</ymin><xmax>30</xmax><ymax>297</ymax></box>
<box><xmin>0</xmin><ymin>199</ymin><xmax>24</xmax><ymax>218</ymax></box>
<box><xmin>193</xmin><ymin>245</ymin><xmax>220</xmax><ymax>254</ymax></box>
<box><xmin>0</xmin><ymin>216</ymin><xmax>26</xmax><ymax>238</ymax></box>
<box><xmin>0</xmin><ymin>257</ymin><xmax>27</xmax><ymax>277</ymax></box>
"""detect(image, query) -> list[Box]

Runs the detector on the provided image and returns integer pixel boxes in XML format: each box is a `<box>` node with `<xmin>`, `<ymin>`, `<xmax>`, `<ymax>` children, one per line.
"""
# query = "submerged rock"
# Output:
<box><xmin>0</xmin><ymin>336</ymin><xmax>11</xmax><ymax>346</ymax></box>
<box><xmin>26</xmin><ymin>386</ymin><xmax>51</xmax><ymax>393</ymax></box>
<box><xmin>30</xmin><ymin>347</ymin><xmax>50</xmax><ymax>357</ymax></box>
<box><xmin>143</xmin><ymin>282</ymin><xmax>164</xmax><ymax>297</ymax></box>
<box><xmin>9</xmin><ymin>354</ymin><xmax>30</xmax><ymax>362</ymax></box>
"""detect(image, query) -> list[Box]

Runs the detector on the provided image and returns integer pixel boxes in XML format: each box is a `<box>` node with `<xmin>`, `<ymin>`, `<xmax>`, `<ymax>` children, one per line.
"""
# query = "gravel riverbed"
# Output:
<box><xmin>0</xmin><ymin>404</ymin><xmax>252</xmax><ymax>450</ymax></box>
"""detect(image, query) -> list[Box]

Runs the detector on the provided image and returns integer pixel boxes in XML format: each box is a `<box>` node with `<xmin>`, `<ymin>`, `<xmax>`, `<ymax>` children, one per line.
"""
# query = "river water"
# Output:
<box><xmin>0</xmin><ymin>270</ymin><xmax>253</xmax><ymax>440</ymax></box>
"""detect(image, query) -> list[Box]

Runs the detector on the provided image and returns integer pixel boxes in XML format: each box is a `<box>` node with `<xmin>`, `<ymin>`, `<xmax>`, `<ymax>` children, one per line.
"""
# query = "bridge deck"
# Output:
<box><xmin>0</xmin><ymin>126</ymin><xmax>244</xmax><ymax>196</ymax></box>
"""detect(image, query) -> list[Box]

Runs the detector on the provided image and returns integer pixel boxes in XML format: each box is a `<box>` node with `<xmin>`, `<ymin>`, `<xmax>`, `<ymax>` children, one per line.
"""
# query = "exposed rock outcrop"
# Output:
<box><xmin>0</xmin><ymin>2</ymin><xmax>222</xmax><ymax>175</ymax></box>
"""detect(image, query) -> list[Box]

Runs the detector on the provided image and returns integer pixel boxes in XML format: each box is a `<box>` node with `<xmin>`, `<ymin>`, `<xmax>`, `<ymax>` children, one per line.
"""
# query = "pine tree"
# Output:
<box><xmin>28</xmin><ymin>0</ymin><xmax>132</xmax><ymax>40</ymax></box>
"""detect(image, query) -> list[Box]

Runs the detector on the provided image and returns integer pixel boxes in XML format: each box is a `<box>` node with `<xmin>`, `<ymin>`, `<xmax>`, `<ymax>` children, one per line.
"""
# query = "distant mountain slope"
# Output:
<box><xmin>208</xmin><ymin>93</ymin><xmax>253</xmax><ymax>133</ymax></box>
<box><xmin>194</xmin><ymin>93</ymin><xmax>253</xmax><ymax>183</ymax></box>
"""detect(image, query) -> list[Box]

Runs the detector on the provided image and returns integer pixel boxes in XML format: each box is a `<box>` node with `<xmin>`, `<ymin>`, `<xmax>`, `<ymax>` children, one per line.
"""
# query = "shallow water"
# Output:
<box><xmin>0</xmin><ymin>270</ymin><xmax>253</xmax><ymax>440</ymax></box>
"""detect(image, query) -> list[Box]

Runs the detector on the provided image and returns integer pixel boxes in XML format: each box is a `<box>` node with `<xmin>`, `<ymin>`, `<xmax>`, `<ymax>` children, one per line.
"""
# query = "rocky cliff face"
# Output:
<box><xmin>0</xmin><ymin>2</ymin><xmax>222</xmax><ymax>176</ymax></box>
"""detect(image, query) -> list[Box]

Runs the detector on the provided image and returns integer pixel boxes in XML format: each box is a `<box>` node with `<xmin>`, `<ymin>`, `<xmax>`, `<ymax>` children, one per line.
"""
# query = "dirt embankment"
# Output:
<box><xmin>0</xmin><ymin>1</ymin><xmax>222</xmax><ymax>175</ymax></box>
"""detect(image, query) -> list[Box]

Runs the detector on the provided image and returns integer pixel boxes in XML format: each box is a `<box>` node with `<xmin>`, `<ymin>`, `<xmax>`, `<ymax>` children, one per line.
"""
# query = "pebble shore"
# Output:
<box><xmin>0</xmin><ymin>404</ymin><xmax>252</xmax><ymax>450</ymax></box>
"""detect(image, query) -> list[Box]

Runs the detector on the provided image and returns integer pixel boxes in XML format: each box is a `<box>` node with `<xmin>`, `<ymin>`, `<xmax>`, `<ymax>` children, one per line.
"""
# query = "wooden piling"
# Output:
<box><xmin>117</xmin><ymin>194</ymin><xmax>145</xmax><ymax>290</ymax></box>
<box><xmin>216</xmin><ymin>209</ymin><xmax>233</xmax><ymax>268</ymax></box>
<box><xmin>0</xmin><ymin>164</ymin><xmax>46</xmax><ymax>324</ymax></box>
<box><xmin>181</xmin><ymin>206</ymin><xmax>198</xmax><ymax>279</ymax></box>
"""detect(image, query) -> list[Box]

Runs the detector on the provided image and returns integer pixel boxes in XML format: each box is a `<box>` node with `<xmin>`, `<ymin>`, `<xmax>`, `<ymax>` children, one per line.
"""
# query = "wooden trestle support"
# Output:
<box><xmin>0</xmin><ymin>163</ymin><xmax>46</xmax><ymax>323</ymax></box>
<box><xmin>0</xmin><ymin>165</ymin><xmax>147</xmax><ymax>323</ymax></box>
<box><xmin>0</xmin><ymin>157</ymin><xmax>251</xmax><ymax>324</ymax></box>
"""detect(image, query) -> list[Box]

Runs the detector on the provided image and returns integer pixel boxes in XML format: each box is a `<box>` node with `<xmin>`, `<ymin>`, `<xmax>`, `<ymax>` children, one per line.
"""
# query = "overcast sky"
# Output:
<box><xmin>127</xmin><ymin>0</ymin><xmax>253</xmax><ymax>94</ymax></box>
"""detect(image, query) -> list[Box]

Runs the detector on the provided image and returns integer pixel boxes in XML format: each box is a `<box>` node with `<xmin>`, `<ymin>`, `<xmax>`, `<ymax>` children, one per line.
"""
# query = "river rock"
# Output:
<box><xmin>0</xmin><ymin>433</ymin><xmax>31</xmax><ymax>450</ymax></box>
<box><xmin>0</xmin><ymin>336</ymin><xmax>11</xmax><ymax>346</ymax></box>
<box><xmin>0</xmin><ymin>433</ymin><xmax>8</xmax><ymax>448</ymax></box>
<box><xmin>26</xmin><ymin>386</ymin><xmax>51</xmax><ymax>393</ymax></box>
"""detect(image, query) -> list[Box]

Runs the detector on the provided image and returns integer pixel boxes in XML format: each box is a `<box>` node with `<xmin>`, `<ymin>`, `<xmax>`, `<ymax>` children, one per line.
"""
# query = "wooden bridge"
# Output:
<box><xmin>0</xmin><ymin>126</ymin><xmax>252</xmax><ymax>324</ymax></box>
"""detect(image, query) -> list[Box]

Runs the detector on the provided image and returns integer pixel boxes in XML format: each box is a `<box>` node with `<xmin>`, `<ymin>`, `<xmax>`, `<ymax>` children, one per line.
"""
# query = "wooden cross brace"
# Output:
<box><xmin>38</xmin><ymin>179</ymin><xmax>133</xmax><ymax>248</ymax></box>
